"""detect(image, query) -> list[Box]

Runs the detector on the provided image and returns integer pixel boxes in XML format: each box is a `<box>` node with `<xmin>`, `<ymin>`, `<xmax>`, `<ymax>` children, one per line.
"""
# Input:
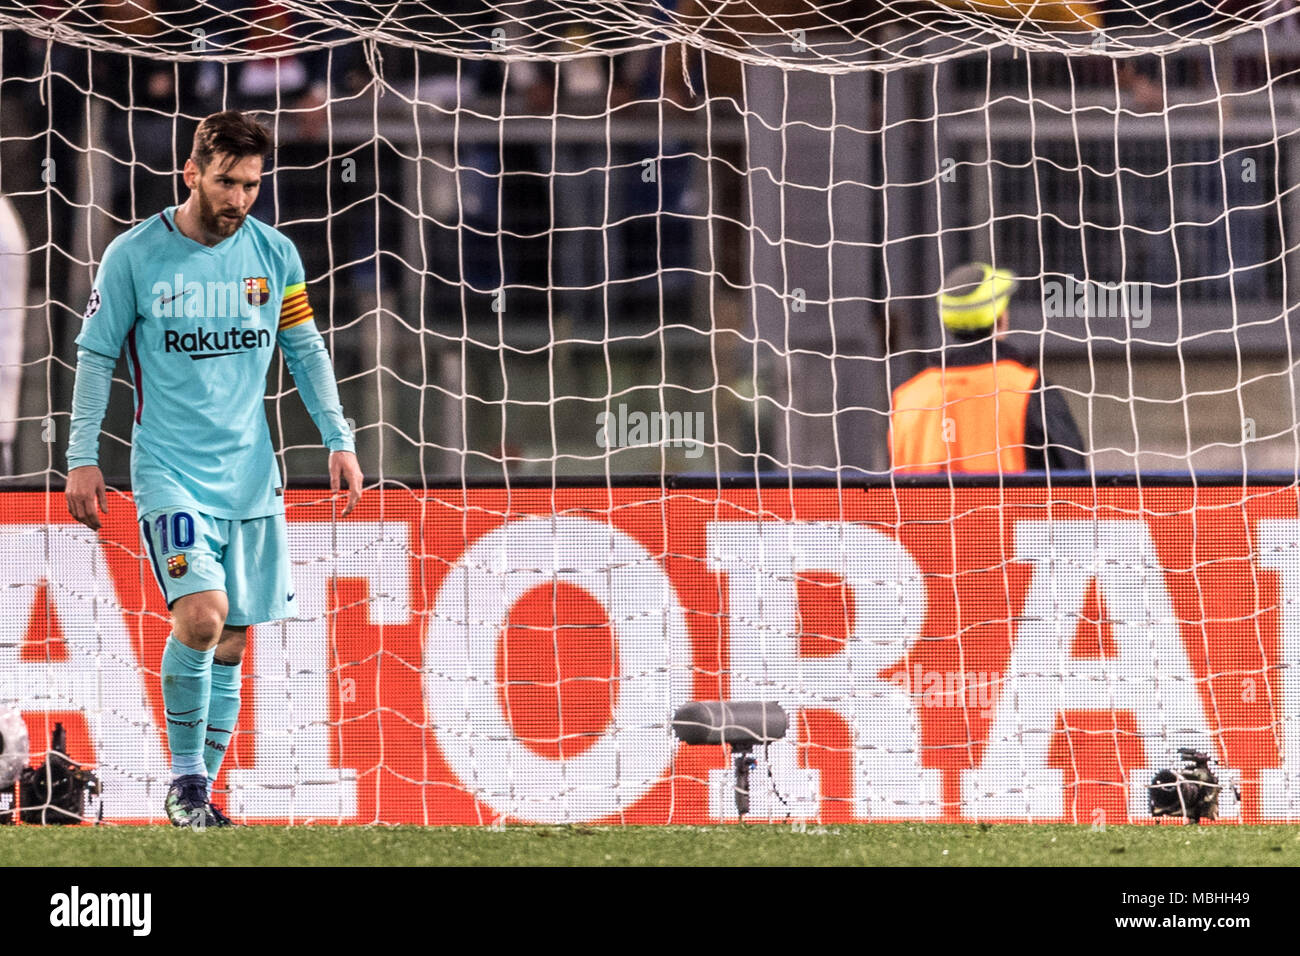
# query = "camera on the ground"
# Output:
<box><xmin>16</xmin><ymin>721</ymin><xmax>100</xmax><ymax>825</ymax></box>
<box><xmin>1148</xmin><ymin>748</ymin><xmax>1237</xmax><ymax>824</ymax></box>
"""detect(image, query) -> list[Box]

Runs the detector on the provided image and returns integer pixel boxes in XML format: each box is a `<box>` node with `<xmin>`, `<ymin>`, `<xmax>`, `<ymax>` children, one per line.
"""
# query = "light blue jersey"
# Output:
<box><xmin>72</xmin><ymin>206</ymin><xmax>353</xmax><ymax>519</ymax></box>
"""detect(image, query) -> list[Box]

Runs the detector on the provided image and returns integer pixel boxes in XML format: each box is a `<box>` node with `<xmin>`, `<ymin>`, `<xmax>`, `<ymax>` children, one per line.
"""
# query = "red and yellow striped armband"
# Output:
<box><xmin>279</xmin><ymin>282</ymin><xmax>314</xmax><ymax>332</ymax></box>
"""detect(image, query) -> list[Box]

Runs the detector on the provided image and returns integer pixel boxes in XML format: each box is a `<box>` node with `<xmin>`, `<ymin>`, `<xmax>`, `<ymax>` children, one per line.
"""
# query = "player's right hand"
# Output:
<box><xmin>66</xmin><ymin>465</ymin><xmax>109</xmax><ymax>531</ymax></box>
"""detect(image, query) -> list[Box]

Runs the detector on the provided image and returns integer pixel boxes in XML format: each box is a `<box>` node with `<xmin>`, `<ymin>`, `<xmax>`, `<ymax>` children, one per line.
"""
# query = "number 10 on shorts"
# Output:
<box><xmin>152</xmin><ymin>512</ymin><xmax>195</xmax><ymax>554</ymax></box>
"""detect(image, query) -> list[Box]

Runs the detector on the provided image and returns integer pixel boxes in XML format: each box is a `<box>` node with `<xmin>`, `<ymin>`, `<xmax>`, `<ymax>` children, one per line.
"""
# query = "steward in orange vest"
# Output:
<box><xmin>890</xmin><ymin>263</ymin><xmax>1085</xmax><ymax>473</ymax></box>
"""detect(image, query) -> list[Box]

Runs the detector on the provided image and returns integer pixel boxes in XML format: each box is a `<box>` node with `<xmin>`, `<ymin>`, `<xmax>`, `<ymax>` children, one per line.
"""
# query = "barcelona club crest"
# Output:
<box><xmin>167</xmin><ymin>554</ymin><xmax>189</xmax><ymax>579</ymax></box>
<box><xmin>243</xmin><ymin>276</ymin><xmax>270</xmax><ymax>306</ymax></box>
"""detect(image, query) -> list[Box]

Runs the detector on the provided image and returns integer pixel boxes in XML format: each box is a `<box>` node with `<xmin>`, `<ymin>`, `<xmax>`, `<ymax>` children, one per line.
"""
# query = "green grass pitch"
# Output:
<box><xmin>4</xmin><ymin>823</ymin><xmax>1300</xmax><ymax>866</ymax></box>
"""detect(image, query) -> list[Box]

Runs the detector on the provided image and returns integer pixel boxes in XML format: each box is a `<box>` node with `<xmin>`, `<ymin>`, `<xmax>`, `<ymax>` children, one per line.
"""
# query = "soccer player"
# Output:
<box><xmin>64</xmin><ymin>110</ymin><xmax>363</xmax><ymax>827</ymax></box>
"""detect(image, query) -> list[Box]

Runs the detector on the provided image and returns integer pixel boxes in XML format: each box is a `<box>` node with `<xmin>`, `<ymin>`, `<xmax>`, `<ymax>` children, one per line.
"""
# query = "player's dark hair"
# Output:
<box><xmin>190</xmin><ymin>110</ymin><xmax>271</xmax><ymax>173</ymax></box>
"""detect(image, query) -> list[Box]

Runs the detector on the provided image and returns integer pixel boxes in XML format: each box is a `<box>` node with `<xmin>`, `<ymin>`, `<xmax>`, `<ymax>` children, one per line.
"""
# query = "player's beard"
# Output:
<box><xmin>196</xmin><ymin>180</ymin><xmax>246</xmax><ymax>238</ymax></box>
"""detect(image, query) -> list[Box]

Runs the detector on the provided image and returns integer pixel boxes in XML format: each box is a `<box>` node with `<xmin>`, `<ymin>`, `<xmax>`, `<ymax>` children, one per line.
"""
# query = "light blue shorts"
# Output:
<box><xmin>139</xmin><ymin>507</ymin><xmax>297</xmax><ymax>627</ymax></box>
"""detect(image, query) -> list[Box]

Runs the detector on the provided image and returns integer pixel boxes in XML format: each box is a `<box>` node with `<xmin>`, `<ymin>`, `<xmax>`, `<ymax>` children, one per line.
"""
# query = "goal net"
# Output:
<box><xmin>1</xmin><ymin>0</ymin><xmax>1299</xmax><ymax>825</ymax></box>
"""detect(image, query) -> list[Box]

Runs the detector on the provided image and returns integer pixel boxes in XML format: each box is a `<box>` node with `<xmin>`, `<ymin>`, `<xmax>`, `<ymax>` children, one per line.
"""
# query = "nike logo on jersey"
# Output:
<box><xmin>156</xmin><ymin>289</ymin><xmax>186</xmax><ymax>306</ymax></box>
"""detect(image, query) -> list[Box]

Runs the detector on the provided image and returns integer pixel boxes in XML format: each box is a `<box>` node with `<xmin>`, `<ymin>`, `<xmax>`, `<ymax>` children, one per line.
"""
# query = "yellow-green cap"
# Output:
<box><xmin>938</xmin><ymin>263</ymin><xmax>1018</xmax><ymax>331</ymax></box>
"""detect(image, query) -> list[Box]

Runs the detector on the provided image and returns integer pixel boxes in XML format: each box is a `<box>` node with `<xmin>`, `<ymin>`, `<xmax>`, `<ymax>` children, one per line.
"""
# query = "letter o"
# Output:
<box><xmin>424</xmin><ymin>515</ymin><xmax>692</xmax><ymax>823</ymax></box>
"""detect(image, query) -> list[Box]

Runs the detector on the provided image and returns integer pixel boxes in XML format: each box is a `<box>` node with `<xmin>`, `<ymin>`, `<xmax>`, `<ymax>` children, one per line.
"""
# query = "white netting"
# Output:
<box><xmin>0</xmin><ymin>1</ymin><xmax>1299</xmax><ymax>824</ymax></box>
<box><xmin>4</xmin><ymin>1</ymin><xmax>1300</xmax><ymax>64</ymax></box>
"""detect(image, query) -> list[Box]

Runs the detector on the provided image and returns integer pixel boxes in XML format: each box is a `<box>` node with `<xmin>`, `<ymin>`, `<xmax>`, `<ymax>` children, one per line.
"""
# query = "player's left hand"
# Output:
<box><xmin>329</xmin><ymin>450</ymin><xmax>363</xmax><ymax>518</ymax></box>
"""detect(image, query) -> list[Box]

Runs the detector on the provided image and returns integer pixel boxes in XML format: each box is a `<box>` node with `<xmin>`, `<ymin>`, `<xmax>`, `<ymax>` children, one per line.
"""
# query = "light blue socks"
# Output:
<box><xmin>161</xmin><ymin>635</ymin><xmax>213</xmax><ymax>780</ymax></box>
<box><xmin>204</xmin><ymin>657</ymin><xmax>243</xmax><ymax>788</ymax></box>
